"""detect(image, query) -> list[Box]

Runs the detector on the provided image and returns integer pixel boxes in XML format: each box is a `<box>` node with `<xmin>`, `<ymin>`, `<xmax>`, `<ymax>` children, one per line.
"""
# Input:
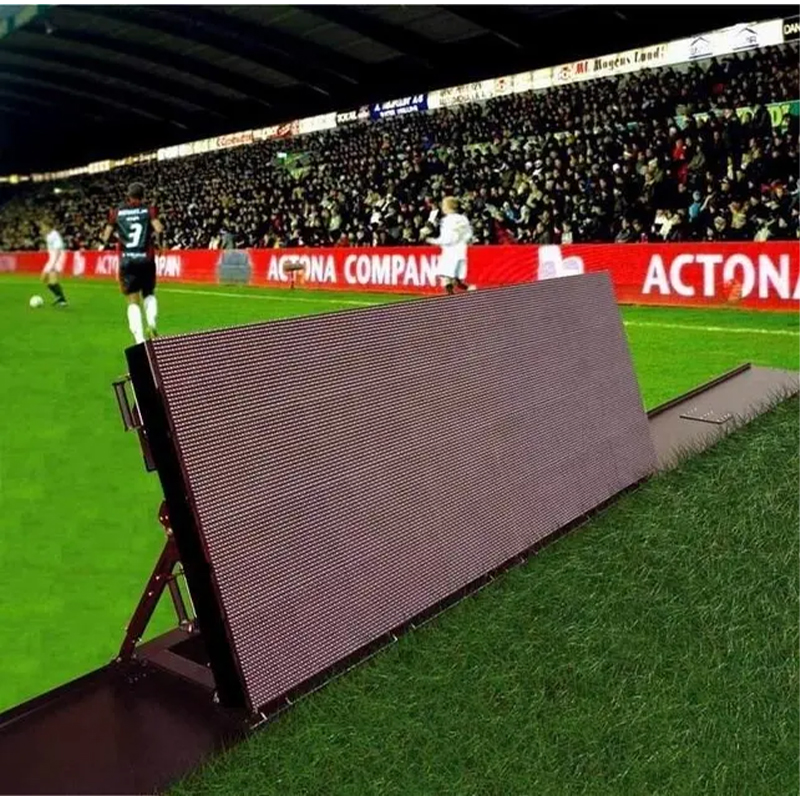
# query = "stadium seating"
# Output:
<box><xmin>0</xmin><ymin>44</ymin><xmax>797</xmax><ymax>251</ymax></box>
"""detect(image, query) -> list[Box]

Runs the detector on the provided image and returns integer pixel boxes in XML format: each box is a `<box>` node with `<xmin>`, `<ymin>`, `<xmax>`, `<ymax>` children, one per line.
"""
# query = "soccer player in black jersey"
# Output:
<box><xmin>100</xmin><ymin>182</ymin><xmax>165</xmax><ymax>344</ymax></box>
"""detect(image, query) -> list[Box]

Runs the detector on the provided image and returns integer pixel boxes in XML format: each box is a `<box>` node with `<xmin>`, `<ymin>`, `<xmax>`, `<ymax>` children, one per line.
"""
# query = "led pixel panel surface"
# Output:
<box><xmin>148</xmin><ymin>274</ymin><xmax>656</xmax><ymax>711</ymax></box>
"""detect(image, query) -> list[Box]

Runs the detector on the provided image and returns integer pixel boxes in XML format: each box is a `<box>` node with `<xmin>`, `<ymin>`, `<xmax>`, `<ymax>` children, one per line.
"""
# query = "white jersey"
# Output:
<box><xmin>432</xmin><ymin>212</ymin><xmax>472</xmax><ymax>280</ymax></box>
<box><xmin>46</xmin><ymin>229</ymin><xmax>64</xmax><ymax>254</ymax></box>
<box><xmin>43</xmin><ymin>229</ymin><xmax>66</xmax><ymax>273</ymax></box>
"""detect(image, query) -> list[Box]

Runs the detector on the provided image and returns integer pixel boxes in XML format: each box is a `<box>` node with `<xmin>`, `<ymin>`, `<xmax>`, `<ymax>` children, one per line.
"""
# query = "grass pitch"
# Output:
<box><xmin>0</xmin><ymin>275</ymin><xmax>797</xmax><ymax>793</ymax></box>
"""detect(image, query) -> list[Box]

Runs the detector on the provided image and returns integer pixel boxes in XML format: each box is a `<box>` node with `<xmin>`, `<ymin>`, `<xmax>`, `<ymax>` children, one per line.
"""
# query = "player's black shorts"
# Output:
<box><xmin>119</xmin><ymin>256</ymin><xmax>156</xmax><ymax>297</ymax></box>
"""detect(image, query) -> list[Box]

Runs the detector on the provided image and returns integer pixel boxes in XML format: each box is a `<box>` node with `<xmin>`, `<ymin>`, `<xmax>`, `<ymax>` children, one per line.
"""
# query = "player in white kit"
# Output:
<box><xmin>427</xmin><ymin>196</ymin><xmax>473</xmax><ymax>295</ymax></box>
<box><xmin>40</xmin><ymin>222</ymin><xmax>68</xmax><ymax>307</ymax></box>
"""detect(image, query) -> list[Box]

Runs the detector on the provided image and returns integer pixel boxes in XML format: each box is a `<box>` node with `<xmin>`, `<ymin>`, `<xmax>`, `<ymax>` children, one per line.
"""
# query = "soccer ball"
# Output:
<box><xmin>29</xmin><ymin>295</ymin><xmax>44</xmax><ymax>308</ymax></box>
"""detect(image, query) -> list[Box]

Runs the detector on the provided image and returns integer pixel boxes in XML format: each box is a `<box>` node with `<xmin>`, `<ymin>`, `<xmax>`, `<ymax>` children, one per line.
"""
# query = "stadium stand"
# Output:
<box><xmin>0</xmin><ymin>43</ymin><xmax>797</xmax><ymax>251</ymax></box>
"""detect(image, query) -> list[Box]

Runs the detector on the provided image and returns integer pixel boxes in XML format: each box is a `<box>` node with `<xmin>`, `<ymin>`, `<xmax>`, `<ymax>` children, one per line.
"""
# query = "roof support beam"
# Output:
<box><xmin>0</xmin><ymin>85</ymin><xmax>63</xmax><ymax>111</ymax></box>
<box><xmin>297</xmin><ymin>6</ymin><xmax>436</xmax><ymax>69</ymax></box>
<box><xmin>0</xmin><ymin>64</ymin><xmax>195</xmax><ymax>124</ymax></box>
<box><xmin>439</xmin><ymin>5</ymin><xmax>531</xmax><ymax>48</ymax></box>
<box><xmin>0</xmin><ymin>70</ymin><xmax>160</xmax><ymax>122</ymax></box>
<box><xmin>47</xmin><ymin>18</ymin><xmax>273</xmax><ymax>108</ymax></box>
<box><xmin>173</xmin><ymin>7</ymin><xmax>364</xmax><ymax>86</ymax></box>
<box><xmin>85</xmin><ymin>6</ymin><xmax>342</xmax><ymax>97</ymax></box>
<box><xmin>0</xmin><ymin>37</ymin><xmax>232</xmax><ymax>118</ymax></box>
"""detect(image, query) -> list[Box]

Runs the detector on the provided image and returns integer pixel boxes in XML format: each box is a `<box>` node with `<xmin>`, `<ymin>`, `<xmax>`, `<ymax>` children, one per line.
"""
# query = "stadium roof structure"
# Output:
<box><xmin>0</xmin><ymin>3</ymin><xmax>794</xmax><ymax>173</ymax></box>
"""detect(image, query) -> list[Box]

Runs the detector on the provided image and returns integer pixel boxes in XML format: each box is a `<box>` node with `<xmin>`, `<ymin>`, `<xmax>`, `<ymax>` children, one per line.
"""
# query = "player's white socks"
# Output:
<box><xmin>127</xmin><ymin>304</ymin><xmax>145</xmax><ymax>345</ymax></box>
<box><xmin>143</xmin><ymin>295</ymin><xmax>158</xmax><ymax>331</ymax></box>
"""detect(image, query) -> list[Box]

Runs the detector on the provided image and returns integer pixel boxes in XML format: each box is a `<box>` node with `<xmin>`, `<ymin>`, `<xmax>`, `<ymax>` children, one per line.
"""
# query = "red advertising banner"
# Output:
<box><xmin>559</xmin><ymin>242</ymin><xmax>800</xmax><ymax>310</ymax></box>
<box><xmin>3</xmin><ymin>242</ymin><xmax>798</xmax><ymax>311</ymax></box>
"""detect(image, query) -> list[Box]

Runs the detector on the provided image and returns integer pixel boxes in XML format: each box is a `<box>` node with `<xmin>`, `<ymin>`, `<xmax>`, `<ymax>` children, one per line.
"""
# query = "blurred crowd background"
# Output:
<box><xmin>1</xmin><ymin>43</ymin><xmax>797</xmax><ymax>251</ymax></box>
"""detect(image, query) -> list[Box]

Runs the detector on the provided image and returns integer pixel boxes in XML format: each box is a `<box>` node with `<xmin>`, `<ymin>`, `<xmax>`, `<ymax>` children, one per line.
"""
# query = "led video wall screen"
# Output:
<box><xmin>138</xmin><ymin>274</ymin><xmax>656</xmax><ymax>711</ymax></box>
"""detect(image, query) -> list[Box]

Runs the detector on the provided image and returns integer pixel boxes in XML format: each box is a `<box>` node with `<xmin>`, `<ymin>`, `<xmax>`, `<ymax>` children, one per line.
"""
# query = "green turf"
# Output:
<box><xmin>0</xmin><ymin>275</ymin><xmax>797</xmax><ymax>792</ymax></box>
<box><xmin>173</xmin><ymin>396</ymin><xmax>799</xmax><ymax>796</ymax></box>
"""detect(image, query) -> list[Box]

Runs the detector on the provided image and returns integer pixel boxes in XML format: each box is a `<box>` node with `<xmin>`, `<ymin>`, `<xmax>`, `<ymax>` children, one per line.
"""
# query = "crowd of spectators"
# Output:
<box><xmin>1</xmin><ymin>43</ymin><xmax>797</xmax><ymax>251</ymax></box>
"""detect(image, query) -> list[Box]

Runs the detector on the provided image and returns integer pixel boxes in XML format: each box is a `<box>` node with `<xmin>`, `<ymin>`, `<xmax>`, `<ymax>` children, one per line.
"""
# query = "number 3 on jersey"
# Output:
<box><xmin>126</xmin><ymin>222</ymin><xmax>144</xmax><ymax>249</ymax></box>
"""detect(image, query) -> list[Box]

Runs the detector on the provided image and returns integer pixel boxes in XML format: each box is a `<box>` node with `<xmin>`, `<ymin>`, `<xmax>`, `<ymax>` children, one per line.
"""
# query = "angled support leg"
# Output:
<box><xmin>117</xmin><ymin>502</ymin><xmax>193</xmax><ymax>663</ymax></box>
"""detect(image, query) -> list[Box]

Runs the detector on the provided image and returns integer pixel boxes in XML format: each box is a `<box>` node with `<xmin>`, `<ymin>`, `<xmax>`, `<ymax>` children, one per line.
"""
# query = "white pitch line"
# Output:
<box><xmin>159</xmin><ymin>286</ymin><xmax>383</xmax><ymax>307</ymax></box>
<box><xmin>3</xmin><ymin>276</ymin><xmax>797</xmax><ymax>332</ymax></box>
<box><xmin>0</xmin><ymin>275</ymin><xmax>384</xmax><ymax>306</ymax></box>
<box><xmin>623</xmin><ymin>320</ymin><xmax>799</xmax><ymax>337</ymax></box>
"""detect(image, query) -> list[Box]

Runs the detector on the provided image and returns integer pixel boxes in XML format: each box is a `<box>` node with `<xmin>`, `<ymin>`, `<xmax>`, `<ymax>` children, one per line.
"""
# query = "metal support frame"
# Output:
<box><xmin>117</xmin><ymin>502</ymin><xmax>195</xmax><ymax>663</ymax></box>
<box><xmin>112</xmin><ymin>375</ymin><xmax>156</xmax><ymax>472</ymax></box>
<box><xmin>123</xmin><ymin>345</ymin><xmax>247</xmax><ymax>708</ymax></box>
<box><xmin>112</xmin><ymin>373</ymin><xmax>218</xmax><ymax>692</ymax></box>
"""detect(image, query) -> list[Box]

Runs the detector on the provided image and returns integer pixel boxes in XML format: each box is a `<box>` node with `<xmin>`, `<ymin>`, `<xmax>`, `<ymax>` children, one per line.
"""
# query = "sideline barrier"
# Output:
<box><xmin>2</xmin><ymin>242</ymin><xmax>798</xmax><ymax>311</ymax></box>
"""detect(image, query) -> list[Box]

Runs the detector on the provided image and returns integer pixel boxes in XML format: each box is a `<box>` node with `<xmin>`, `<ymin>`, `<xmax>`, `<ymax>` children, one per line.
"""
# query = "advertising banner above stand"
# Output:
<box><xmin>370</xmin><ymin>94</ymin><xmax>428</xmax><ymax>119</ymax></box>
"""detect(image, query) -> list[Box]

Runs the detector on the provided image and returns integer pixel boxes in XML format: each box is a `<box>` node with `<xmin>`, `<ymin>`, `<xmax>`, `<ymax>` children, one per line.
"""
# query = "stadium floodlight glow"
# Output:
<box><xmin>121</xmin><ymin>274</ymin><xmax>657</xmax><ymax>714</ymax></box>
